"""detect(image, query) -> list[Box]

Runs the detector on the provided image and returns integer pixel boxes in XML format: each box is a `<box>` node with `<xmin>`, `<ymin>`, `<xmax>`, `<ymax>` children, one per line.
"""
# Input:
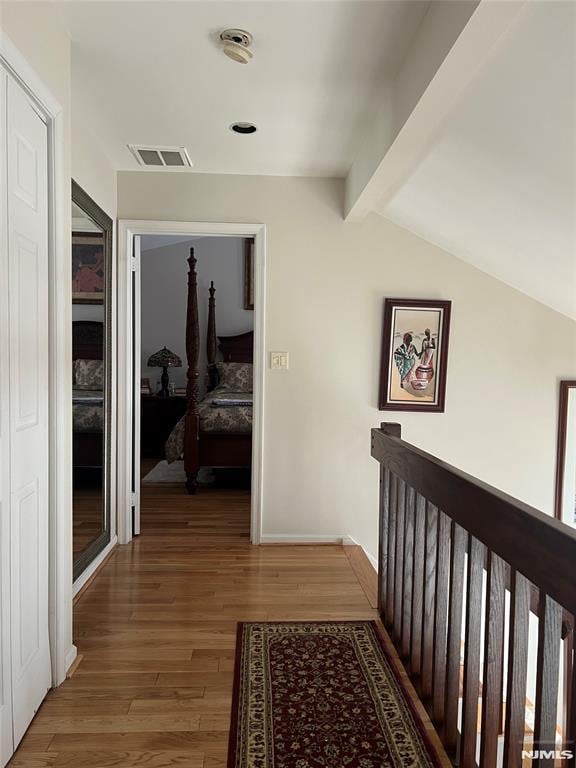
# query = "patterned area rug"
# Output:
<box><xmin>228</xmin><ymin>621</ymin><xmax>443</xmax><ymax>768</ymax></box>
<box><xmin>141</xmin><ymin>460</ymin><xmax>187</xmax><ymax>484</ymax></box>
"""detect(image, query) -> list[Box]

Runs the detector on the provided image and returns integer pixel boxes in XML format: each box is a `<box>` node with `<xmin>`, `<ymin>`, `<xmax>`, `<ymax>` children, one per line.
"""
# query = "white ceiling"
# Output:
<box><xmin>381</xmin><ymin>1</ymin><xmax>576</xmax><ymax>319</ymax></box>
<box><xmin>57</xmin><ymin>0</ymin><xmax>429</xmax><ymax>177</ymax></box>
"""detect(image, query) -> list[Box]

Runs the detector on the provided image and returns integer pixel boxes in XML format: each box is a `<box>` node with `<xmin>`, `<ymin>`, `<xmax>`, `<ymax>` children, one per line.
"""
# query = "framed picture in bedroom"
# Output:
<box><xmin>72</xmin><ymin>231</ymin><xmax>106</xmax><ymax>304</ymax></box>
<box><xmin>379</xmin><ymin>298</ymin><xmax>451</xmax><ymax>413</ymax></box>
<box><xmin>243</xmin><ymin>238</ymin><xmax>255</xmax><ymax>310</ymax></box>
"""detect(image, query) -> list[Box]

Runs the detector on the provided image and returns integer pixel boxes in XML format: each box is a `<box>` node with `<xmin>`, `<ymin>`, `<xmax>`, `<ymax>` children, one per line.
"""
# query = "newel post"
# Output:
<box><xmin>380</xmin><ymin>422</ymin><xmax>402</xmax><ymax>438</ymax></box>
<box><xmin>377</xmin><ymin>423</ymin><xmax>401</xmax><ymax>622</ymax></box>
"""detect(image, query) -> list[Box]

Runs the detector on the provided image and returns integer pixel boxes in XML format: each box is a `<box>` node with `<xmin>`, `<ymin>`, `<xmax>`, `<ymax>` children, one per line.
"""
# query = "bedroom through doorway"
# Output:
<box><xmin>138</xmin><ymin>234</ymin><xmax>255</xmax><ymax>537</ymax></box>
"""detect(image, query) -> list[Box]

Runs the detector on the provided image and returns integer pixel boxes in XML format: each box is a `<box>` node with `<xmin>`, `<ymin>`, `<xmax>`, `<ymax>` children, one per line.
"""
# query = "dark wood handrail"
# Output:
<box><xmin>372</xmin><ymin>422</ymin><xmax>576</xmax><ymax>766</ymax></box>
<box><xmin>372</xmin><ymin>425</ymin><xmax>576</xmax><ymax>615</ymax></box>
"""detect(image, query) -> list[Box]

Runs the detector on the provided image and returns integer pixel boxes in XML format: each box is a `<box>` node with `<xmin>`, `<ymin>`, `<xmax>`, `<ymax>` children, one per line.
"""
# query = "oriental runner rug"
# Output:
<box><xmin>228</xmin><ymin>621</ymin><xmax>444</xmax><ymax>768</ymax></box>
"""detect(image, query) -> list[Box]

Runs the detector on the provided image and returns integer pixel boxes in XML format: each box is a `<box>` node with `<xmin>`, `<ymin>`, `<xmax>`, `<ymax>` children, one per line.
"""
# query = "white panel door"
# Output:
<box><xmin>0</xmin><ymin>68</ymin><xmax>14</xmax><ymax>768</ymax></box>
<box><xmin>6</xmin><ymin>75</ymin><xmax>51</xmax><ymax>749</ymax></box>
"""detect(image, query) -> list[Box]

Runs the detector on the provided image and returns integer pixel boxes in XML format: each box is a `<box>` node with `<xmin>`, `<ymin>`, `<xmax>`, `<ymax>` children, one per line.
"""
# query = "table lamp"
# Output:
<box><xmin>147</xmin><ymin>347</ymin><xmax>182</xmax><ymax>398</ymax></box>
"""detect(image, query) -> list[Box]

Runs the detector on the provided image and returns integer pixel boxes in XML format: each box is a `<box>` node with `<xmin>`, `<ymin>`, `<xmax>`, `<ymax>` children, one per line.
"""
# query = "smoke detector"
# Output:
<box><xmin>219</xmin><ymin>29</ymin><xmax>253</xmax><ymax>64</ymax></box>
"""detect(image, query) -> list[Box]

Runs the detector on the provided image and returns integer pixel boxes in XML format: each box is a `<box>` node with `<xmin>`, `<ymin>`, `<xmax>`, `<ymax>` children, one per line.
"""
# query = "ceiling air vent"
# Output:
<box><xmin>128</xmin><ymin>145</ymin><xmax>193</xmax><ymax>169</ymax></box>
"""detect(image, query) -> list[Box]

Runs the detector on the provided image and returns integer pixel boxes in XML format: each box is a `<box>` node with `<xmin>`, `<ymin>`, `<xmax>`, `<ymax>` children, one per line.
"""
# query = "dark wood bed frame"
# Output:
<box><xmin>72</xmin><ymin>320</ymin><xmax>104</xmax><ymax>469</ymax></box>
<box><xmin>184</xmin><ymin>250</ymin><xmax>253</xmax><ymax>493</ymax></box>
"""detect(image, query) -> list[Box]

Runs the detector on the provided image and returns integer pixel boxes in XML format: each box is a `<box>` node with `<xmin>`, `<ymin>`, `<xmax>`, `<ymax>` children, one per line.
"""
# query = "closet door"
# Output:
<box><xmin>6</xmin><ymin>74</ymin><xmax>51</xmax><ymax>748</ymax></box>
<box><xmin>0</xmin><ymin>68</ymin><xmax>14</xmax><ymax>768</ymax></box>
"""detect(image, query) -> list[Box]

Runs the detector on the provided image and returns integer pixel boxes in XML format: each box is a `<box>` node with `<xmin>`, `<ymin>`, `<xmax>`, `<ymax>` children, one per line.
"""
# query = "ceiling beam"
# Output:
<box><xmin>344</xmin><ymin>0</ymin><xmax>529</xmax><ymax>222</ymax></box>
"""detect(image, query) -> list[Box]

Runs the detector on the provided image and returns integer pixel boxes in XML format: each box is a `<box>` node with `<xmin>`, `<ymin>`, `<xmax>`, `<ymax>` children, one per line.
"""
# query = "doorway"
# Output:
<box><xmin>117</xmin><ymin>221</ymin><xmax>266</xmax><ymax>546</ymax></box>
<box><xmin>139</xmin><ymin>234</ymin><xmax>254</xmax><ymax>530</ymax></box>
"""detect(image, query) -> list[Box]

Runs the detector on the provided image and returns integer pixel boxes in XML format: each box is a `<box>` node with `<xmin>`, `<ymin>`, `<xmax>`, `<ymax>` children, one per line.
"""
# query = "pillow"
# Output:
<box><xmin>74</xmin><ymin>359</ymin><xmax>104</xmax><ymax>390</ymax></box>
<box><xmin>215</xmin><ymin>362</ymin><xmax>252</xmax><ymax>393</ymax></box>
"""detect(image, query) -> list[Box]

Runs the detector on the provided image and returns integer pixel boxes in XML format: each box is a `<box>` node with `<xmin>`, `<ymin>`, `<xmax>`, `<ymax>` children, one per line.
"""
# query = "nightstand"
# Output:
<box><xmin>141</xmin><ymin>395</ymin><xmax>187</xmax><ymax>458</ymax></box>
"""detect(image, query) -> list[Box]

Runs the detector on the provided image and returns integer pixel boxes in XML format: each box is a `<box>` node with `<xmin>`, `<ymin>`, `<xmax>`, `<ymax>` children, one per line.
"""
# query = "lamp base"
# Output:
<box><xmin>158</xmin><ymin>367</ymin><xmax>170</xmax><ymax>398</ymax></box>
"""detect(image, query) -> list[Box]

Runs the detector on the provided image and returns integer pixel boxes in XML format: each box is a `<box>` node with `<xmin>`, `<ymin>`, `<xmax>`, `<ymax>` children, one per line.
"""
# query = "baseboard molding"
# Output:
<box><xmin>73</xmin><ymin>536</ymin><xmax>118</xmax><ymax>601</ymax></box>
<box><xmin>66</xmin><ymin>652</ymin><xmax>83</xmax><ymax>679</ymax></box>
<box><xmin>364</xmin><ymin>550</ymin><xmax>378</xmax><ymax>572</ymax></box>
<box><xmin>345</xmin><ymin>537</ymin><xmax>378</xmax><ymax>570</ymax></box>
<box><xmin>344</xmin><ymin>542</ymin><xmax>378</xmax><ymax>609</ymax></box>
<box><xmin>64</xmin><ymin>644</ymin><xmax>78</xmax><ymax>679</ymax></box>
<box><xmin>260</xmin><ymin>534</ymin><xmax>355</xmax><ymax>545</ymax></box>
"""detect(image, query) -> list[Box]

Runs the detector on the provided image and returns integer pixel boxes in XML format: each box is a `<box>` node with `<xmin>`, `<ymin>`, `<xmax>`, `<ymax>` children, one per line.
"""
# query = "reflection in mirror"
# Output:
<box><xmin>555</xmin><ymin>380</ymin><xmax>576</xmax><ymax>529</ymax></box>
<box><xmin>72</xmin><ymin>181</ymin><xmax>112</xmax><ymax>581</ymax></box>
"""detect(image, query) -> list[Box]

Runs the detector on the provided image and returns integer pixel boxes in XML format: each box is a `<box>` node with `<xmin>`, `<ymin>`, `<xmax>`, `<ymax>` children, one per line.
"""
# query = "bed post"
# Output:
<box><xmin>184</xmin><ymin>249</ymin><xmax>200</xmax><ymax>494</ymax></box>
<box><xmin>207</xmin><ymin>281</ymin><xmax>218</xmax><ymax>390</ymax></box>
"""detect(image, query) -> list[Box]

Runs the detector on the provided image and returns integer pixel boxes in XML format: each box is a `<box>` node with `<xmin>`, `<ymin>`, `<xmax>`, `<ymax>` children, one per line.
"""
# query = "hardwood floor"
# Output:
<box><xmin>10</xmin><ymin>483</ymin><xmax>449</xmax><ymax>768</ymax></box>
<box><xmin>73</xmin><ymin>486</ymin><xmax>104</xmax><ymax>557</ymax></box>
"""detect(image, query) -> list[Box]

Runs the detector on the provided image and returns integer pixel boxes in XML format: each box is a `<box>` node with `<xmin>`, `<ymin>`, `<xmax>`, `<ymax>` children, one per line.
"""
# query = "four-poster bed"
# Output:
<box><xmin>165</xmin><ymin>249</ymin><xmax>253</xmax><ymax>493</ymax></box>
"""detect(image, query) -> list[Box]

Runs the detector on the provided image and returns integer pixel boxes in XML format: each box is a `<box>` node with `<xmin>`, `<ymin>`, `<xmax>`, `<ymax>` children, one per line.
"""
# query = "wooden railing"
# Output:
<box><xmin>371</xmin><ymin>423</ymin><xmax>576</xmax><ymax>767</ymax></box>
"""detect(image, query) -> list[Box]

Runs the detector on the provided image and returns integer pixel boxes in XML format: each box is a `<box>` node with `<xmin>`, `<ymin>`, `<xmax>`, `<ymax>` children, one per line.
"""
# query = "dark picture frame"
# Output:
<box><xmin>72</xmin><ymin>231</ymin><xmax>105</xmax><ymax>304</ymax></box>
<box><xmin>243</xmin><ymin>238</ymin><xmax>255</xmax><ymax>310</ymax></box>
<box><xmin>379</xmin><ymin>298</ymin><xmax>451</xmax><ymax>413</ymax></box>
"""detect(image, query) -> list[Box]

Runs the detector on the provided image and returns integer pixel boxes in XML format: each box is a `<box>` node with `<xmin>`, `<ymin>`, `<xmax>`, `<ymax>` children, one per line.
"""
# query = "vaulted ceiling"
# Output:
<box><xmin>377</xmin><ymin>1</ymin><xmax>576</xmax><ymax>319</ymax></box>
<box><xmin>48</xmin><ymin>1</ymin><xmax>576</xmax><ymax>318</ymax></box>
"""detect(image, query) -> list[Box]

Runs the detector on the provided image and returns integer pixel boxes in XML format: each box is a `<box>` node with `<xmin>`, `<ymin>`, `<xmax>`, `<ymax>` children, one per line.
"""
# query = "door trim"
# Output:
<box><xmin>0</xmin><ymin>32</ymin><xmax>75</xmax><ymax>687</ymax></box>
<box><xmin>117</xmin><ymin>220</ymin><xmax>267</xmax><ymax>546</ymax></box>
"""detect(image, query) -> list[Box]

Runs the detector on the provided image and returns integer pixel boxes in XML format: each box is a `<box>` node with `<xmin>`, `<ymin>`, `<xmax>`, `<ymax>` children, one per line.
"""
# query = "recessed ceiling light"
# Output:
<box><xmin>230</xmin><ymin>122</ymin><xmax>257</xmax><ymax>135</ymax></box>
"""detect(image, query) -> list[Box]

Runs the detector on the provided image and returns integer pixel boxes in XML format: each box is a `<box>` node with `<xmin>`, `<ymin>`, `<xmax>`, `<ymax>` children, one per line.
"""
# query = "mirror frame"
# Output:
<box><xmin>554</xmin><ymin>379</ymin><xmax>576</xmax><ymax>524</ymax></box>
<box><xmin>72</xmin><ymin>180</ymin><xmax>113</xmax><ymax>581</ymax></box>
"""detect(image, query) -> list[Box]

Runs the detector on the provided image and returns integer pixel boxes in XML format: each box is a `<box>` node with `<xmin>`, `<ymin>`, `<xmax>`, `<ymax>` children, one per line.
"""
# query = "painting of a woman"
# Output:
<box><xmin>393</xmin><ymin>333</ymin><xmax>419</xmax><ymax>389</ymax></box>
<box><xmin>379</xmin><ymin>298</ymin><xmax>451</xmax><ymax>412</ymax></box>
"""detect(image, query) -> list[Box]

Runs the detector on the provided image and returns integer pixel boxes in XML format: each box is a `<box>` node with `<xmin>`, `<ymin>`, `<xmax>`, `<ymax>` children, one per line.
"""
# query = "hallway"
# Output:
<box><xmin>9</xmin><ymin>486</ymin><xmax>395</xmax><ymax>767</ymax></box>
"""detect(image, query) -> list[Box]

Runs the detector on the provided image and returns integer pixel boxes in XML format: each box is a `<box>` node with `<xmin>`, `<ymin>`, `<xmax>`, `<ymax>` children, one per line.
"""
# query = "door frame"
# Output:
<box><xmin>117</xmin><ymin>220</ymin><xmax>267</xmax><ymax>546</ymax></box>
<box><xmin>0</xmin><ymin>33</ymin><xmax>75</xmax><ymax>688</ymax></box>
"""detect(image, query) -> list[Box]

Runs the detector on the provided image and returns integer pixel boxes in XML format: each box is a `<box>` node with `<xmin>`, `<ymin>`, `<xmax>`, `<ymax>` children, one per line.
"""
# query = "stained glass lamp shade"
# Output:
<box><xmin>147</xmin><ymin>347</ymin><xmax>182</xmax><ymax>398</ymax></box>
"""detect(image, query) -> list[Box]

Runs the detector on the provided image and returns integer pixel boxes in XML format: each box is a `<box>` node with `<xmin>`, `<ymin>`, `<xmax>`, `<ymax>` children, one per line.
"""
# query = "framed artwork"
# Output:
<box><xmin>72</xmin><ymin>232</ymin><xmax>105</xmax><ymax>304</ymax></box>
<box><xmin>243</xmin><ymin>238</ymin><xmax>255</xmax><ymax>310</ymax></box>
<box><xmin>379</xmin><ymin>298</ymin><xmax>451</xmax><ymax>412</ymax></box>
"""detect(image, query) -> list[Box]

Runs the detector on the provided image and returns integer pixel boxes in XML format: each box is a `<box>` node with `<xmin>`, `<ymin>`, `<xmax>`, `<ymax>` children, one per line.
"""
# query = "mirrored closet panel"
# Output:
<box><xmin>71</xmin><ymin>181</ymin><xmax>113</xmax><ymax>580</ymax></box>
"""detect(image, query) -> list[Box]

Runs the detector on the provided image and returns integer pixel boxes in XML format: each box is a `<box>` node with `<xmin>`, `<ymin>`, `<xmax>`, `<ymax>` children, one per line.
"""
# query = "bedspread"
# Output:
<box><xmin>165</xmin><ymin>390</ymin><xmax>252</xmax><ymax>463</ymax></box>
<box><xmin>73</xmin><ymin>390</ymin><xmax>104</xmax><ymax>433</ymax></box>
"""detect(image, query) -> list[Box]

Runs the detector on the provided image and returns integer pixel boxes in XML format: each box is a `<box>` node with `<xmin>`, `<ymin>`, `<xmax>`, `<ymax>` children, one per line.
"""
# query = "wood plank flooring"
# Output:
<box><xmin>73</xmin><ymin>485</ymin><xmax>105</xmax><ymax>557</ymax></box>
<box><xmin>10</xmin><ymin>483</ymin><xmax>449</xmax><ymax>768</ymax></box>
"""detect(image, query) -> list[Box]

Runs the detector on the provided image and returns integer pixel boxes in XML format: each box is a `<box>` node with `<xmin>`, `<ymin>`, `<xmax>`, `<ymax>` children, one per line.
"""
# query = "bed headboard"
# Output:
<box><xmin>218</xmin><ymin>332</ymin><xmax>253</xmax><ymax>363</ymax></box>
<box><xmin>72</xmin><ymin>321</ymin><xmax>104</xmax><ymax>360</ymax></box>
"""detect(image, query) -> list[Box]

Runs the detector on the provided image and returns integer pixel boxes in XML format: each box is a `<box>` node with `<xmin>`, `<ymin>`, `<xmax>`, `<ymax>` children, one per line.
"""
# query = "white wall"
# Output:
<box><xmin>118</xmin><ymin>172</ymin><xmax>576</xmax><ymax>560</ymax></box>
<box><xmin>140</xmin><ymin>236</ymin><xmax>253</xmax><ymax>391</ymax></box>
<box><xmin>71</xmin><ymin>65</ymin><xmax>117</xmax><ymax>326</ymax></box>
<box><xmin>72</xmin><ymin>109</ymin><xmax>117</xmax><ymax>220</ymax></box>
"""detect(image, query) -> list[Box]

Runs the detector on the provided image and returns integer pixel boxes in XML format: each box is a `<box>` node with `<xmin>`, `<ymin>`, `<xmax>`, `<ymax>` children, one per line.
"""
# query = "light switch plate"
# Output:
<box><xmin>270</xmin><ymin>351</ymin><xmax>289</xmax><ymax>370</ymax></box>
